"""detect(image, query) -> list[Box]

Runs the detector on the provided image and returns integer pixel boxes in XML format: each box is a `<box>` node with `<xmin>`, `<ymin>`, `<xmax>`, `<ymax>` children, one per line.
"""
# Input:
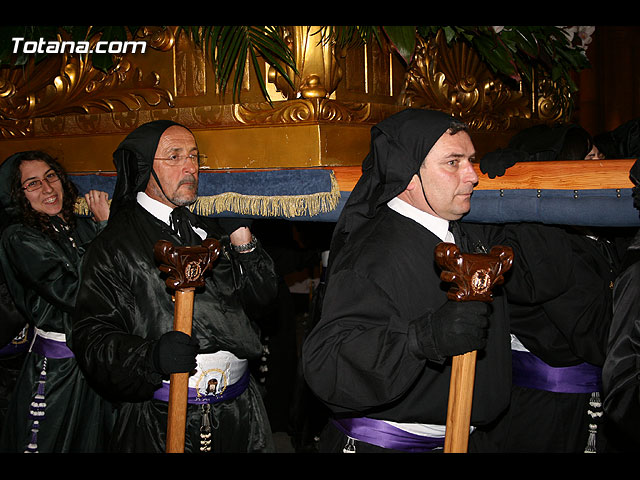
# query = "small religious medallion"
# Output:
<box><xmin>184</xmin><ymin>259</ymin><xmax>204</xmax><ymax>282</ymax></box>
<box><xmin>470</xmin><ymin>269</ymin><xmax>491</xmax><ymax>296</ymax></box>
<box><xmin>154</xmin><ymin>238</ymin><xmax>221</xmax><ymax>290</ymax></box>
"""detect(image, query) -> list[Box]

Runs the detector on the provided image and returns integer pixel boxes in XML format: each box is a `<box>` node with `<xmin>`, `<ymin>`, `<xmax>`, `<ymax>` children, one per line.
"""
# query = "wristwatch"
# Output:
<box><xmin>231</xmin><ymin>234</ymin><xmax>257</xmax><ymax>253</ymax></box>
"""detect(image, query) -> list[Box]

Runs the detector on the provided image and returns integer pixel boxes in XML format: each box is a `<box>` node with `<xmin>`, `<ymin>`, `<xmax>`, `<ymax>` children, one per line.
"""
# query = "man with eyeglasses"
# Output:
<box><xmin>71</xmin><ymin>120</ymin><xmax>279</xmax><ymax>453</ymax></box>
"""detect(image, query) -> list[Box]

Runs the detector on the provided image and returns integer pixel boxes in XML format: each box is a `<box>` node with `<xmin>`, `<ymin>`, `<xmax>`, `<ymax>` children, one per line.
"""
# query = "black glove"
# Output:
<box><xmin>430</xmin><ymin>300</ymin><xmax>490</xmax><ymax>358</ymax></box>
<box><xmin>217</xmin><ymin>217</ymin><xmax>254</xmax><ymax>236</ymax></box>
<box><xmin>479</xmin><ymin>148</ymin><xmax>528</xmax><ymax>179</ymax></box>
<box><xmin>152</xmin><ymin>331</ymin><xmax>199</xmax><ymax>375</ymax></box>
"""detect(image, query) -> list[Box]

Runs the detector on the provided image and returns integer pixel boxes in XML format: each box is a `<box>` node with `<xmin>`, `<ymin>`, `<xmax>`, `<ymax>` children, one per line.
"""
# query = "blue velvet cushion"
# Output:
<box><xmin>70</xmin><ymin>170</ymin><xmax>640</xmax><ymax>226</ymax></box>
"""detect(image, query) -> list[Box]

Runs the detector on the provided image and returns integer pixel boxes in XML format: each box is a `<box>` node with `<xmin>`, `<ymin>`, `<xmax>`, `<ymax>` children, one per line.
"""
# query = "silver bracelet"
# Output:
<box><xmin>231</xmin><ymin>234</ymin><xmax>257</xmax><ymax>253</ymax></box>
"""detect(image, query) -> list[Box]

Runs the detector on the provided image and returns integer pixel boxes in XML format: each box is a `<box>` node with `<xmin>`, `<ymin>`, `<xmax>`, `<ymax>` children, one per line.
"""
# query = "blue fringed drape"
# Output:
<box><xmin>70</xmin><ymin>169</ymin><xmax>640</xmax><ymax>226</ymax></box>
<box><xmin>71</xmin><ymin>169</ymin><xmax>341</xmax><ymax>220</ymax></box>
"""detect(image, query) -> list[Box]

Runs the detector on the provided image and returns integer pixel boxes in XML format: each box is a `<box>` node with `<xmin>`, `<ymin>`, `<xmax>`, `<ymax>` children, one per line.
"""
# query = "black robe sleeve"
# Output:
<box><xmin>1</xmin><ymin>225</ymin><xmax>86</xmax><ymax>338</ymax></box>
<box><xmin>222</xmin><ymin>241</ymin><xmax>281</xmax><ymax>321</ymax></box>
<box><xmin>602</xmin><ymin>260</ymin><xmax>640</xmax><ymax>447</ymax></box>
<box><xmin>499</xmin><ymin>223</ymin><xmax>574</xmax><ymax>305</ymax></box>
<box><xmin>0</xmin><ymin>217</ymin><xmax>102</xmax><ymax>343</ymax></box>
<box><xmin>497</xmin><ymin>223</ymin><xmax>615</xmax><ymax>366</ymax></box>
<box><xmin>303</xmin><ymin>267</ymin><xmax>438</xmax><ymax>413</ymax></box>
<box><xmin>71</xmin><ymin>230</ymin><xmax>162</xmax><ymax>403</ymax></box>
<box><xmin>0</xmin><ymin>268</ymin><xmax>27</xmax><ymax>346</ymax></box>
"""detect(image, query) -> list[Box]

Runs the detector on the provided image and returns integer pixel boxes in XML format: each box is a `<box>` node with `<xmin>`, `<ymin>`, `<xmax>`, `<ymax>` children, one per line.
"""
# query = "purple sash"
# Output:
<box><xmin>153</xmin><ymin>368</ymin><xmax>250</xmax><ymax>405</ymax></box>
<box><xmin>0</xmin><ymin>340</ymin><xmax>29</xmax><ymax>357</ymax></box>
<box><xmin>511</xmin><ymin>350</ymin><xmax>601</xmax><ymax>394</ymax></box>
<box><xmin>30</xmin><ymin>333</ymin><xmax>74</xmax><ymax>359</ymax></box>
<box><xmin>0</xmin><ymin>327</ymin><xmax>33</xmax><ymax>358</ymax></box>
<box><xmin>332</xmin><ymin>417</ymin><xmax>444</xmax><ymax>452</ymax></box>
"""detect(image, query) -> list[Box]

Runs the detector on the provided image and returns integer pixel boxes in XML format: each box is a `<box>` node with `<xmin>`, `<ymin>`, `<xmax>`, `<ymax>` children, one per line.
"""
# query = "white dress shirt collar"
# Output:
<box><xmin>136</xmin><ymin>191</ymin><xmax>207</xmax><ymax>240</ymax></box>
<box><xmin>387</xmin><ymin>197</ymin><xmax>453</xmax><ymax>243</ymax></box>
<box><xmin>137</xmin><ymin>191</ymin><xmax>173</xmax><ymax>225</ymax></box>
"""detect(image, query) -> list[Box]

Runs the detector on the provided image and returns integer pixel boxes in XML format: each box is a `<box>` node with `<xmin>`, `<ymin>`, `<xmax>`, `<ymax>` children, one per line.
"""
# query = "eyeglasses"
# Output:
<box><xmin>154</xmin><ymin>153</ymin><xmax>206</xmax><ymax>167</ymax></box>
<box><xmin>22</xmin><ymin>171</ymin><xmax>60</xmax><ymax>192</ymax></box>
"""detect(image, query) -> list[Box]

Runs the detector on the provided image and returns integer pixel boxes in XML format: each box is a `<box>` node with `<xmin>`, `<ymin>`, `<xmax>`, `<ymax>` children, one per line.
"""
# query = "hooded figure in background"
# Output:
<box><xmin>302</xmin><ymin>108</ymin><xmax>512</xmax><ymax>453</ymax></box>
<box><xmin>601</xmin><ymin>158</ymin><xmax>640</xmax><ymax>451</ymax></box>
<box><xmin>0</xmin><ymin>167</ymin><xmax>30</xmax><ymax>434</ymax></box>
<box><xmin>0</xmin><ymin>157</ymin><xmax>30</xmax><ymax>438</ymax></box>
<box><xmin>0</xmin><ymin>150</ymin><xmax>111</xmax><ymax>452</ymax></box>
<box><xmin>469</xmin><ymin>123</ymin><xmax>621</xmax><ymax>453</ymax></box>
<box><xmin>480</xmin><ymin>123</ymin><xmax>604</xmax><ymax>179</ymax></box>
<box><xmin>594</xmin><ymin>117</ymin><xmax>640</xmax><ymax>160</ymax></box>
<box><xmin>70</xmin><ymin>120</ymin><xmax>279</xmax><ymax>453</ymax></box>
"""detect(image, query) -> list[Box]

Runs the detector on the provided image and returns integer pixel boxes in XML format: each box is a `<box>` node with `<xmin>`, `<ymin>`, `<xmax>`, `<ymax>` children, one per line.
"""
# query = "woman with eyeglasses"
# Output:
<box><xmin>0</xmin><ymin>150</ymin><xmax>112</xmax><ymax>452</ymax></box>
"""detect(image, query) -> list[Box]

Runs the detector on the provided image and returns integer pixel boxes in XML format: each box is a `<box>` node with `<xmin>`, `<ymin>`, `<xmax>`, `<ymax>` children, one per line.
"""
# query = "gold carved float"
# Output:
<box><xmin>0</xmin><ymin>26</ymin><xmax>576</xmax><ymax>176</ymax></box>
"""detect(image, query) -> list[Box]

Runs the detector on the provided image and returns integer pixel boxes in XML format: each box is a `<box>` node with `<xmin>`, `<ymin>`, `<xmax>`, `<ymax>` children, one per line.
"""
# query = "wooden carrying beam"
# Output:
<box><xmin>329</xmin><ymin>159</ymin><xmax>637</xmax><ymax>193</ymax></box>
<box><xmin>473</xmin><ymin>159</ymin><xmax>636</xmax><ymax>191</ymax></box>
<box><xmin>67</xmin><ymin>159</ymin><xmax>639</xmax><ymax>225</ymax></box>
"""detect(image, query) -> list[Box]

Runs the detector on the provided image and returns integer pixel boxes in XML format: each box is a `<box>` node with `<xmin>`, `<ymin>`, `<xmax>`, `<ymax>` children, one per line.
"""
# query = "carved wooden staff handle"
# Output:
<box><xmin>434</xmin><ymin>242</ymin><xmax>513</xmax><ymax>453</ymax></box>
<box><xmin>154</xmin><ymin>238</ymin><xmax>221</xmax><ymax>453</ymax></box>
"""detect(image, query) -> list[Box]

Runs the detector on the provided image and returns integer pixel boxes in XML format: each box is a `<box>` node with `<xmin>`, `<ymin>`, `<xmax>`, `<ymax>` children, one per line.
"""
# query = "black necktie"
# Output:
<box><xmin>449</xmin><ymin>220</ymin><xmax>488</xmax><ymax>254</ymax></box>
<box><xmin>169</xmin><ymin>207</ymin><xmax>201</xmax><ymax>246</ymax></box>
<box><xmin>448</xmin><ymin>221</ymin><xmax>462</xmax><ymax>246</ymax></box>
<box><xmin>449</xmin><ymin>220</ymin><xmax>473</xmax><ymax>253</ymax></box>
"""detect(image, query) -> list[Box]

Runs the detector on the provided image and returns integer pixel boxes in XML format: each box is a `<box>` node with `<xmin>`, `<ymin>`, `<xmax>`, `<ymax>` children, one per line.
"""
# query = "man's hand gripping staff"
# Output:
<box><xmin>153</xmin><ymin>238</ymin><xmax>221</xmax><ymax>453</ymax></box>
<box><xmin>434</xmin><ymin>242</ymin><xmax>514</xmax><ymax>453</ymax></box>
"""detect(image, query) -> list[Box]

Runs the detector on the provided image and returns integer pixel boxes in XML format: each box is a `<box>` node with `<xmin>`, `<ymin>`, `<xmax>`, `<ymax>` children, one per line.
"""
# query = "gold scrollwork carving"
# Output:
<box><xmin>400</xmin><ymin>32</ymin><xmax>531</xmax><ymax>130</ymax></box>
<box><xmin>191</xmin><ymin>105</ymin><xmax>226</xmax><ymax>126</ymax></box>
<box><xmin>137</xmin><ymin>26</ymin><xmax>177</xmax><ymax>52</ymax></box>
<box><xmin>233</xmin><ymin>97</ymin><xmax>371</xmax><ymax>125</ymax></box>
<box><xmin>0</xmin><ymin>119</ymin><xmax>31</xmax><ymax>138</ymax></box>
<box><xmin>110</xmin><ymin>111</ymin><xmax>141</xmax><ymax>130</ymax></box>
<box><xmin>535</xmin><ymin>72</ymin><xmax>573</xmax><ymax>122</ymax></box>
<box><xmin>0</xmin><ymin>29</ymin><xmax>174</xmax><ymax>138</ymax></box>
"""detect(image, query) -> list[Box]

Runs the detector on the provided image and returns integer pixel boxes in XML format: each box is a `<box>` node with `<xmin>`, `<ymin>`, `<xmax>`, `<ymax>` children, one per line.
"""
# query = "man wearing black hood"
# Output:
<box><xmin>302</xmin><ymin>109</ymin><xmax>512</xmax><ymax>453</ymax></box>
<box><xmin>70</xmin><ymin>120</ymin><xmax>279</xmax><ymax>453</ymax></box>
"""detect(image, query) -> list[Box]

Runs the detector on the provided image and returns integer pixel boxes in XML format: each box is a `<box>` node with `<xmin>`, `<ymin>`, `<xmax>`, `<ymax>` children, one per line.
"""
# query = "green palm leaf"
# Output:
<box><xmin>183</xmin><ymin>25</ymin><xmax>296</xmax><ymax>103</ymax></box>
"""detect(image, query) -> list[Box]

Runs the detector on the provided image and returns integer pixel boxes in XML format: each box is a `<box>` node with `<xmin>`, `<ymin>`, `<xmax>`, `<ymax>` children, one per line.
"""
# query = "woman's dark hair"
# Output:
<box><xmin>9</xmin><ymin>151</ymin><xmax>78</xmax><ymax>237</ymax></box>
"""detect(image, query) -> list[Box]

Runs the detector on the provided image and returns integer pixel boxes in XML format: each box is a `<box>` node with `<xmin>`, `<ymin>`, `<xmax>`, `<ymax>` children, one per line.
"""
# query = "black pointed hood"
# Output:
<box><xmin>110</xmin><ymin>120</ymin><xmax>187</xmax><ymax>216</ymax></box>
<box><xmin>0</xmin><ymin>153</ymin><xmax>23</xmax><ymax>215</ymax></box>
<box><xmin>330</xmin><ymin>108</ymin><xmax>459</xmax><ymax>261</ymax></box>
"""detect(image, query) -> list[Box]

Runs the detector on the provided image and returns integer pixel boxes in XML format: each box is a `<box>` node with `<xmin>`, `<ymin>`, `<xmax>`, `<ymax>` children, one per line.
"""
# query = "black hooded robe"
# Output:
<box><xmin>471</xmin><ymin>223</ymin><xmax>618</xmax><ymax>453</ymax></box>
<box><xmin>602</xmin><ymin>160</ymin><xmax>640</xmax><ymax>451</ymax></box>
<box><xmin>0</xmin><ymin>219</ymin><xmax>110</xmax><ymax>453</ymax></box>
<box><xmin>72</xmin><ymin>204</ymin><xmax>278</xmax><ymax>452</ymax></box>
<box><xmin>0</xmin><ymin>207</ymin><xmax>31</xmax><ymax>434</ymax></box>
<box><xmin>301</xmin><ymin>109</ymin><xmax>512</xmax><ymax>452</ymax></box>
<box><xmin>70</xmin><ymin>121</ymin><xmax>279</xmax><ymax>453</ymax></box>
<box><xmin>0</xmin><ymin>153</ymin><xmax>110</xmax><ymax>452</ymax></box>
<box><xmin>473</xmin><ymin>126</ymin><xmax>620</xmax><ymax>452</ymax></box>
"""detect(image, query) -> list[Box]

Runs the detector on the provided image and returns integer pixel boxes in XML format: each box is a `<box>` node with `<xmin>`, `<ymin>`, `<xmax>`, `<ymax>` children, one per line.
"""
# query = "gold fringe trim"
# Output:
<box><xmin>74</xmin><ymin>171</ymin><xmax>341</xmax><ymax>219</ymax></box>
<box><xmin>192</xmin><ymin>171</ymin><xmax>341</xmax><ymax>218</ymax></box>
<box><xmin>74</xmin><ymin>198</ymin><xmax>91</xmax><ymax>216</ymax></box>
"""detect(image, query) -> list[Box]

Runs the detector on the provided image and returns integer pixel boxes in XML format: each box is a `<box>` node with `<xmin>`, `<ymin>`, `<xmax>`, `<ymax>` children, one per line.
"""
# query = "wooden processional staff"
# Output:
<box><xmin>434</xmin><ymin>242</ymin><xmax>514</xmax><ymax>453</ymax></box>
<box><xmin>154</xmin><ymin>238</ymin><xmax>221</xmax><ymax>453</ymax></box>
